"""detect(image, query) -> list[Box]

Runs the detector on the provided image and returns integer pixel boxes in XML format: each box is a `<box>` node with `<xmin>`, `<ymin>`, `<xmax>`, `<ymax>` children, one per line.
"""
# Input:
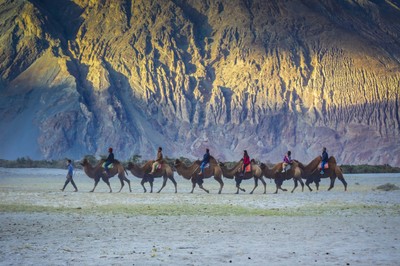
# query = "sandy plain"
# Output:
<box><xmin>0</xmin><ymin>167</ymin><xmax>399</xmax><ymax>265</ymax></box>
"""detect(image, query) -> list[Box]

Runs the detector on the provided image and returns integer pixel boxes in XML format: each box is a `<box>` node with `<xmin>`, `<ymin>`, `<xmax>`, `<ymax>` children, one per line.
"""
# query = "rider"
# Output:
<box><xmin>149</xmin><ymin>147</ymin><xmax>163</xmax><ymax>175</ymax></box>
<box><xmin>199</xmin><ymin>148</ymin><xmax>210</xmax><ymax>177</ymax></box>
<box><xmin>282</xmin><ymin>151</ymin><xmax>293</xmax><ymax>173</ymax></box>
<box><xmin>241</xmin><ymin>150</ymin><xmax>251</xmax><ymax>177</ymax></box>
<box><xmin>320</xmin><ymin>147</ymin><xmax>328</xmax><ymax>174</ymax></box>
<box><xmin>104</xmin><ymin>147</ymin><xmax>114</xmax><ymax>176</ymax></box>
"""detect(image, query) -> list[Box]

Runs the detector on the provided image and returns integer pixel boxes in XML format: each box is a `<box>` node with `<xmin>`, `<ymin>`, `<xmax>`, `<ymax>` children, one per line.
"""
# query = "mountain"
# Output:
<box><xmin>0</xmin><ymin>0</ymin><xmax>399</xmax><ymax>166</ymax></box>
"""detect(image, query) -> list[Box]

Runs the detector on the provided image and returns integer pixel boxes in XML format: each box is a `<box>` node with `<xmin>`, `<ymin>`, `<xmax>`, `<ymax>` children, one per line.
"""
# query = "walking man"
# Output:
<box><xmin>61</xmin><ymin>159</ymin><xmax>78</xmax><ymax>192</ymax></box>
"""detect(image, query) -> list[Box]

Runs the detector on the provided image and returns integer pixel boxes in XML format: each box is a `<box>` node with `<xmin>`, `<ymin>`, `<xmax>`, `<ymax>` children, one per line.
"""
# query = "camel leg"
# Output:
<box><xmin>299</xmin><ymin>178</ymin><xmax>304</xmax><ymax>192</ymax></box>
<box><xmin>291</xmin><ymin>179</ymin><xmax>298</xmax><ymax>193</ymax></box>
<box><xmin>169</xmin><ymin>176</ymin><xmax>178</xmax><ymax>193</ymax></box>
<box><xmin>157</xmin><ymin>177</ymin><xmax>168</xmax><ymax>193</ymax></box>
<box><xmin>339</xmin><ymin>177</ymin><xmax>347</xmax><ymax>191</ymax></box>
<box><xmin>274</xmin><ymin>185</ymin><xmax>279</xmax><ymax>194</ymax></box>
<box><xmin>260</xmin><ymin>177</ymin><xmax>267</xmax><ymax>194</ymax></box>
<box><xmin>292</xmin><ymin>177</ymin><xmax>304</xmax><ymax>193</ymax></box>
<box><xmin>118</xmin><ymin>176</ymin><xmax>125</xmax><ymax>193</ymax></box>
<box><xmin>235</xmin><ymin>177</ymin><xmax>246</xmax><ymax>193</ymax></box>
<box><xmin>237</xmin><ymin>186</ymin><xmax>246</xmax><ymax>193</ymax></box>
<box><xmin>141</xmin><ymin>179</ymin><xmax>147</xmax><ymax>193</ymax></box>
<box><xmin>273</xmin><ymin>179</ymin><xmax>279</xmax><ymax>194</ymax></box>
<box><xmin>274</xmin><ymin>179</ymin><xmax>287</xmax><ymax>194</ymax></box>
<box><xmin>214</xmin><ymin>176</ymin><xmax>224</xmax><ymax>194</ymax></box>
<box><xmin>250</xmin><ymin>178</ymin><xmax>259</xmax><ymax>194</ymax></box>
<box><xmin>90</xmin><ymin>177</ymin><xmax>101</xmax><ymax>192</ymax></box>
<box><xmin>102</xmin><ymin>176</ymin><xmax>112</xmax><ymax>193</ymax></box>
<box><xmin>337</xmin><ymin>173</ymin><xmax>348</xmax><ymax>191</ymax></box>
<box><xmin>122</xmin><ymin>176</ymin><xmax>132</xmax><ymax>192</ymax></box>
<box><xmin>149</xmin><ymin>181</ymin><xmax>153</xmax><ymax>193</ymax></box>
<box><xmin>199</xmin><ymin>185</ymin><xmax>210</xmax><ymax>193</ymax></box>
<box><xmin>190</xmin><ymin>179</ymin><xmax>196</xmax><ymax>193</ymax></box>
<box><xmin>305</xmin><ymin>179</ymin><xmax>313</xmax><ymax>192</ymax></box>
<box><xmin>196</xmin><ymin>176</ymin><xmax>209</xmax><ymax>193</ymax></box>
<box><xmin>328</xmin><ymin>177</ymin><xmax>336</xmax><ymax>191</ymax></box>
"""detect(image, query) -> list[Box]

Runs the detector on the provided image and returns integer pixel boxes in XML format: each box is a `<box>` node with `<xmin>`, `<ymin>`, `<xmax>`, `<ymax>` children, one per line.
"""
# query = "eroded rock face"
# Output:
<box><xmin>0</xmin><ymin>0</ymin><xmax>399</xmax><ymax>165</ymax></box>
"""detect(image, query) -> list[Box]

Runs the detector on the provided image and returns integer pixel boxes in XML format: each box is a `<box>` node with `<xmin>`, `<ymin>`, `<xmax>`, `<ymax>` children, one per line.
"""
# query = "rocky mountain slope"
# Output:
<box><xmin>0</xmin><ymin>0</ymin><xmax>399</xmax><ymax>165</ymax></box>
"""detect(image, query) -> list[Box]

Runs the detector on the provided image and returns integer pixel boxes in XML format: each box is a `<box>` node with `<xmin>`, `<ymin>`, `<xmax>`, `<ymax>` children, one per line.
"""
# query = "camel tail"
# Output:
<box><xmin>124</xmin><ymin>167</ymin><xmax>129</xmax><ymax>176</ymax></box>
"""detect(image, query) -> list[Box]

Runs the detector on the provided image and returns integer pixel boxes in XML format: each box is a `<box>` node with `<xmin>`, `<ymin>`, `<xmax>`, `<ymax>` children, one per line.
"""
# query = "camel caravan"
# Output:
<box><xmin>78</xmin><ymin>147</ymin><xmax>347</xmax><ymax>194</ymax></box>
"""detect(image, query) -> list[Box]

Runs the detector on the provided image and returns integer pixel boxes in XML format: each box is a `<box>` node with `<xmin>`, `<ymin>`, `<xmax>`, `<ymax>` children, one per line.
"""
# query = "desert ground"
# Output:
<box><xmin>0</xmin><ymin>167</ymin><xmax>399</xmax><ymax>265</ymax></box>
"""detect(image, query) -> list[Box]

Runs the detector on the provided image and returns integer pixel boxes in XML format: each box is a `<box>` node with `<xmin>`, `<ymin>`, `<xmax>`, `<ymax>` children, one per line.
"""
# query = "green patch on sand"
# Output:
<box><xmin>1</xmin><ymin>203</ymin><xmax>399</xmax><ymax>216</ymax></box>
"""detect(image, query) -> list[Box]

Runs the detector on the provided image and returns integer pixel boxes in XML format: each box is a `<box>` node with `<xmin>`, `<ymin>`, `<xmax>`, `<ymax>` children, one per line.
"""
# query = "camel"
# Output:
<box><xmin>80</xmin><ymin>158</ymin><xmax>131</xmax><ymax>193</ymax></box>
<box><xmin>126</xmin><ymin>160</ymin><xmax>177</xmax><ymax>193</ymax></box>
<box><xmin>219</xmin><ymin>159</ymin><xmax>266</xmax><ymax>194</ymax></box>
<box><xmin>174</xmin><ymin>157</ymin><xmax>224</xmax><ymax>194</ymax></box>
<box><xmin>295</xmin><ymin>156</ymin><xmax>348</xmax><ymax>191</ymax></box>
<box><xmin>260</xmin><ymin>161</ymin><xmax>304</xmax><ymax>194</ymax></box>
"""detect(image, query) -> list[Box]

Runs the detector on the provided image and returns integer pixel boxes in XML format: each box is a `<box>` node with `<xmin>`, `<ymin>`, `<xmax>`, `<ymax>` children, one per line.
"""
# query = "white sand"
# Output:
<box><xmin>0</xmin><ymin>168</ymin><xmax>399</xmax><ymax>265</ymax></box>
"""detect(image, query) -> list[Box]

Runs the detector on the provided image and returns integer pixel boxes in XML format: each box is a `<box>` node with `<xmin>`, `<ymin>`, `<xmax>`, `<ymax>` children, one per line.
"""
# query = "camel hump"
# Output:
<box><xmin>209</xmin><ymin>156</ymin><xmax>218</xmax><ymax>164</ymax></box>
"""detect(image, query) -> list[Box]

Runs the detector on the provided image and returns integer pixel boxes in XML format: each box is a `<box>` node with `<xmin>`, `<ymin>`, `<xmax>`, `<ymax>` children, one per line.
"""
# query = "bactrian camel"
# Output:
<box><xmin>260</xmin><ymin>161</ymin><xmax>304</xmax><ymax>193</ymax></box>
<box><xmin>296</xmin><ymin>156</ymin><xmax>347</xmax><ymax>191</ymax></box>
<box><xmin>126</xmin><ymin>160</ymin><xmax>177</xmax><ymax>193</ymax></box>
<box><xmin>80</xmin><ymin>158</ymin><xmax>131</xmax><ymax>193</ymax></box>
<box><xmin>219</xmin><ymin>159</ymin><xmax>266</xmax><ymax>194</ymax></box>
<box><xmin>174</xmin><ymin>157</ymin><xmax>224</xmax><ymax>194</ymax></box>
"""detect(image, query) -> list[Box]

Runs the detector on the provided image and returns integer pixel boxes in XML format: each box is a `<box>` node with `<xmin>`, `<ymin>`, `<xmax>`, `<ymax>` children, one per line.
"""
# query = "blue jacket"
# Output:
<box><xmin>67</xmin><ymin>163</ymin><xmax>74</xmax><ymax>177</ymax></box>
<box><xmin>106</xmin><ymin>152</ymin><xmax>114</xmax><ymax>163</ymax></box>
<box><xmin>322</xmin><ymin>151</ymin><xmax>328</xmax><ymax>162</ymax></box>
<box><xmin>202</xmin><ymin>152</ymin><xmax>210</xmax><ymax>164</ymax></box>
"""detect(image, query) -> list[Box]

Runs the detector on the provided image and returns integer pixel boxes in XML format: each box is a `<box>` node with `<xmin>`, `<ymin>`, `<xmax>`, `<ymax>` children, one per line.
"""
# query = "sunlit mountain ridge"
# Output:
<box><xmin>0</xmin><ymin>0</ymin><xmax>399</xmax><ymax>165</ymax></box>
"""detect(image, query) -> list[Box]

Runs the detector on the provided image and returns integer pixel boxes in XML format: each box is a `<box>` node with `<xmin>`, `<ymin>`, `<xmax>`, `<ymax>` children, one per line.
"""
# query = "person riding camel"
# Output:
<box><xmin>241</xmin><ymin>150</ymin><xmax>251</xmax><ymax>177</ymax></box>
<box><xmin>282</xmin><ymin>151</ymin><xmax>293</xmax><ymax>173</ymax></box>
<box><xmin>198</xmin><ymin>148</ymin><xmax>210</xmax><ymax>177</ymax></box>
<box><xmin>149</xmin><ymin>147</ymin><xmax>163</xmax><ymax>175</ymax></box>
<box><xmin>104</xmin><ymin>147</ymin><xmax>114</xmax><ymax>177</ymax></box>
<box><xmin>320</xmin><ymin>147</ymin><xmax>328</xmax><ymax>174</ymax></box>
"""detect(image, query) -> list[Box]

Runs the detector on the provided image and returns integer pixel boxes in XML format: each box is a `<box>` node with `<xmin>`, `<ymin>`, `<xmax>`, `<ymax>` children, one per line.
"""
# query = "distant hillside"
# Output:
<box><xmin>0</xmin><ymin>0</ymin><xmax>399</xmax><ymax>165</ymax></box>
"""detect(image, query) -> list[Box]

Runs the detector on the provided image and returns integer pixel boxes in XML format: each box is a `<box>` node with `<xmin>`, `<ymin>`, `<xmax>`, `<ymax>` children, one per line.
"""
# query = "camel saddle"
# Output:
<box><xmin>319</xmin><ymin>163</ymin><xmax>329</xmax><ymax>169</ymax></box>
<box><xmin>102</xmin><ymin>162</ymin><xmax>114</xmax><ymax>168</ymax></box>
<box><xmin>154</xmin><ymin>162</ymin><xmax>162</xmax><ymax>170</ymax></box>
<box><xmin>242</xmin><ymin>164</ymin><xmax>252</xmax><ymax>173</ymax></box>
<box><xmin>282</xmin><ymin>163</ymin><xmax>291</xmax><ymax>172</ymax></box>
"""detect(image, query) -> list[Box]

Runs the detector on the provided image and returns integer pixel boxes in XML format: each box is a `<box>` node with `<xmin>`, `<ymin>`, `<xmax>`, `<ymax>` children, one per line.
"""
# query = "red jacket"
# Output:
<box><xmin>243</xmin><ymin>155</ymin><xmax>250</xmax><ymax>165</ymax></box>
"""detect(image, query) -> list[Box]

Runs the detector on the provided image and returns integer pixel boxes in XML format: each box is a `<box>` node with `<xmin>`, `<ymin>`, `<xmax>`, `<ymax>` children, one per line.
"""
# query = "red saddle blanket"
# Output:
<box><xmin>242</xmin><ymin>164</ymin><xmax>252</xmax><ymax>173</ymax></box>
<box><xmin>319</xmin><ymin>163</ymin><xmax>329</xmax><ymax>169</ymax></box>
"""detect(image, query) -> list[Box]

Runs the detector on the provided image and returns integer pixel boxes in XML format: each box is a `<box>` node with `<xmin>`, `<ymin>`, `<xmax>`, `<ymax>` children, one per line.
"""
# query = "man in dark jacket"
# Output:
<box><xmin>104</xmin><ymin>147</ymin><xmax>114</xmax><ymax>176</ymax></box>
<box><xmin>320</xmin><ymin>147</ymin><xmax>328</xmax><ymax>174</ymax></box>
<box><xmin>199</xmin><ymin>148</ymin><xmax>210</xmax><ymax>176</ymax></box>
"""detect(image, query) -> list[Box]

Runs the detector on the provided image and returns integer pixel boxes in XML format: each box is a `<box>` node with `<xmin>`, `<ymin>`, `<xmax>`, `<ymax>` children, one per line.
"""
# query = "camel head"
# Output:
<box><xmin>174</xmin><ymin>159</ymin><xmax>181</xmax><ymax>167</ymax></box>
<box><xmin>219</xmin><ymin>162</ymin><xmax>225</xmax><ymax>167</ymax></box>
<box><xmin>293</xmin><ymin>160</ymin><xmax>305</xmax><ymax>169</ymax></box>
<box><xmin>80</xmin><ymin>158</ymin><xmax>90</xmax><ymax>166</ymax></box>
<box><xmin>127</xmin><ymin>162</ymin><xmax>134</xmax><ymax>170</ymax></box>
<box><xmin>259</xmin><ymin>163</ymin><xmax>266</xmax><ymax>170</ymax></box>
